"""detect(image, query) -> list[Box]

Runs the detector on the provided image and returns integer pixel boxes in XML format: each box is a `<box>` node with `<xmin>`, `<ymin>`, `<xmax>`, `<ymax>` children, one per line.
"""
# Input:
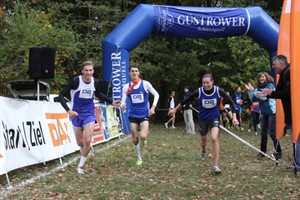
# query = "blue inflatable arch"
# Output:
<box><xmin>102</xmin><ymin>4</ymin><xmax>279</xmax><ymax>133</ymax></box>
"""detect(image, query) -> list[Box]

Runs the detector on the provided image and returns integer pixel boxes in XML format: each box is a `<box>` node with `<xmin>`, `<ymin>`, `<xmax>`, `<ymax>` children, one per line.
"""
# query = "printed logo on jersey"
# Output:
<box><xmin>79</xmin><ymin>88</ymin><xmax>93</xmax><ymax>99</ymax></box>
<box><xmin>131</xmin><ymin>93</ymin><xmax>144</xmax><ymax>104</ymax></box>
<box><xmin>202</xmin><ymin>98</ymin><xmax>217</xmax><ymax>109</ymax></box>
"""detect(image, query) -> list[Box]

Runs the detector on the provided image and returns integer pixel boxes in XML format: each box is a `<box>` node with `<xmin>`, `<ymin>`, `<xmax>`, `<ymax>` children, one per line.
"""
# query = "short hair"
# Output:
<box><xmin>82</xmin><ymin>60</ymin><xmax>94</xmax><ymax>69</ymax></box>
<box><xmin>272</xmin><ymin>55</ymin><xmax>288</xmax><ymax>66</ymax></box>
<box><xmin>202</xmin><ymin>73</ymin><xmax>214</xmax><ymax>81</ymax></box>
<box><xmin>129</xmin><ymin>65</ymin><xmax>139</xmax><ymax>71</ymax></box>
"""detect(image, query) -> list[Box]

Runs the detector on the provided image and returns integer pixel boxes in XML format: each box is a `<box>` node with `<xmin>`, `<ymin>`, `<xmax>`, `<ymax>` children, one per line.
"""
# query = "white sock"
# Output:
<box><xmin>134</xmin><ymin>144</ymin><xmax>142</xmax><ymax>160</ymax></box>
<box><xmin>78</xmin><ymin>156</ymin><xmax>87</xmax><ymax>167</ymax></box>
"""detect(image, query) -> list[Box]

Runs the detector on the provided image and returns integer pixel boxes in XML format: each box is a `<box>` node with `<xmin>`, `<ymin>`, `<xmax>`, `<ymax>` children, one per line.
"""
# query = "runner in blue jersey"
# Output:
<box><xmin>59</xmin><ymin>60</ymin><xmax>120</xmax><ymax>174</ymax></box>
<box><xmin>121</xmin><ymin>65</ymin><xmax>159</xmax><ymax>166</ymax></box>
<box><xmin>169</xmin><ymin>73</ymin><xmax>239</xmax><ymax>174</ymax></box>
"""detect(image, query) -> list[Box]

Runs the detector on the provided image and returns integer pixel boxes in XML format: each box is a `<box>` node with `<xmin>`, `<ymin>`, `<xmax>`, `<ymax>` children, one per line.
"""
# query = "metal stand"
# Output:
<box><xmin>5</xmin><ymin>173</ymin><xmax>12</xmax><ymax>189</ymax></box>
<box><xmin>36</xmin><ymin>80</ymin><xmax>40</xmax><ymax>101</ymax></box>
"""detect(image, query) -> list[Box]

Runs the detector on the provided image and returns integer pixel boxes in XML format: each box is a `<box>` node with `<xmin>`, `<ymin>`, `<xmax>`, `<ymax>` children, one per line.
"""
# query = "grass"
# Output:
<box><xmin>1</xmin><ymin>123</ymin><xmax>300</xmax><ymax>200</ymax></box>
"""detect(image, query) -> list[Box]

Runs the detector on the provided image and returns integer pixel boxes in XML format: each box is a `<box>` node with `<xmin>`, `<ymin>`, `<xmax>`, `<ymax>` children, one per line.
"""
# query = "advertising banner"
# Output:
<box><xmin>0</xmin><ymin>97</ymin><xmax>123</xmax><ymax>175</ymax></box>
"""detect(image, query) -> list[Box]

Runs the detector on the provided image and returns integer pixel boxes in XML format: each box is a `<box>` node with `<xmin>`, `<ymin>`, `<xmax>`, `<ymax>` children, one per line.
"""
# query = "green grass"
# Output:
<box><xmin>1</xmin><ymin>124</ymin><xmax>300</xmax><ymax>199</ymax></box>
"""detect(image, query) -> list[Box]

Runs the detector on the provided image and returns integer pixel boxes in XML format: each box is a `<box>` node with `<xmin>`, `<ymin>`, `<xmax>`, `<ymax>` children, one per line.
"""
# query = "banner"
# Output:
<box><xmin>276</xmin><ymin>0</ymin><xmax>291</xmax><ymax>140</ymax></box>
<box><xmin>290</xmin><ymin>0</ymin><xmax>300</xmax><ymax>143</ymax></box>
<box><xmin>0</xmin><ymin>97</ymin><xmax>123</xmax><ymax>175</ymax></box>
<box><xmin>154</xmin><ymin>6</ymin><xmax>249</xmax><ymax>38</ymax></box>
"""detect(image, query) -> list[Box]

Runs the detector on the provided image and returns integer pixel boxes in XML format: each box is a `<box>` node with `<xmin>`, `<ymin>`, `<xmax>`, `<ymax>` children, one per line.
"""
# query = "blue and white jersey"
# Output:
<box><xmin>234</xmin><ymin>92</ymin><xmax>243</xmax><ymax>112</ymax></box>
<box><xmin>70</xmin><ymin>76</ymin><xmax>95</xmax><ymax>115</ymax></box>
<box><xmin>197</xmin><ymin>86</ymin><xmax>221</xmax><ymax>120</ymax></box>
<box><xmin>128</xmin><ymin>80</ymin><xmax>149</xmax><ymax>118</ymax></box>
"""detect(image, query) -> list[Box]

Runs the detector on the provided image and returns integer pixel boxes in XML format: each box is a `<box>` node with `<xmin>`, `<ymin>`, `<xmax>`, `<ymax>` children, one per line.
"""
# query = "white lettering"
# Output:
<box><xmin>177</xmin><ymin>15</ymin><xmax>245</xmax><ymax>27</ymax></box>
<box><xmin>111</xmin><ymin>52</ymin><xmax>122</xmax><ymax>99</ymax></box>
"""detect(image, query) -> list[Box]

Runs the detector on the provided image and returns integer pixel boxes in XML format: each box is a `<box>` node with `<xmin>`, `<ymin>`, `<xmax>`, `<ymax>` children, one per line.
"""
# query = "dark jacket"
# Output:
<box><xmin>268</xmin><ymin>66</ymin><xmax>291</xmax><ymax>124</ymax></box>
<box><xmin>183</xmin><ymin>91</ymin><xmax>194</xmax><ymax>110</ymax></box>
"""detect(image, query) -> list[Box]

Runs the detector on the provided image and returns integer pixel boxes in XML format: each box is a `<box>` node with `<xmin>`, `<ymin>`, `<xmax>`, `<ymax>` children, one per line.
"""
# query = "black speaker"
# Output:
<box><xmin>28</xmin><ymin>46</ymin><xmax>56</xmax><ymax>79</ymax></box>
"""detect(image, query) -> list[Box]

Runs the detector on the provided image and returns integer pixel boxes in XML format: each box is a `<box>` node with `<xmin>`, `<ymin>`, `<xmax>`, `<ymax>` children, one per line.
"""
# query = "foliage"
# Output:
<box><xmin>0</xmin><ymin>0</ymin><xmax>284</xmax><ymax>109</ymax></box>
<box><xmin>0</xmin><ymin>2</ymin><xmax>79</xmax><ymax>95</ymax></box>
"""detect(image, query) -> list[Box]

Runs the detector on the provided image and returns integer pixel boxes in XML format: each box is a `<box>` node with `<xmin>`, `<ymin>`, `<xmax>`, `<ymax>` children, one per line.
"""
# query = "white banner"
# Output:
<box><xmin>0</xmin><ymin>97</ymin><xmax>123</xmax><ymax>175</ymax></box>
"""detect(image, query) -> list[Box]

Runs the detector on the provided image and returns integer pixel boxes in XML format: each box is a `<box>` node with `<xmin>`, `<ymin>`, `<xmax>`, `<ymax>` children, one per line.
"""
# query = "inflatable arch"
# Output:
<box><xmin>102</xmin><ymin>4</ymin><xmax>279</xmax><ymax>133</ymax></box>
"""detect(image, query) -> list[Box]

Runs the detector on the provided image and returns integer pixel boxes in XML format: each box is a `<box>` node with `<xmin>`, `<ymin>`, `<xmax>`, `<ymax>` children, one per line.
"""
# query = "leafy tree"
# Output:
<box><xmin>0</xmin><ymin>2</ymin><xmax>79</xmax><ymax>95</ymax></box>
<box><xmin>0</xmin><ymin>0</ymin><xmax>284</xmax><ymax>120</ymax></box>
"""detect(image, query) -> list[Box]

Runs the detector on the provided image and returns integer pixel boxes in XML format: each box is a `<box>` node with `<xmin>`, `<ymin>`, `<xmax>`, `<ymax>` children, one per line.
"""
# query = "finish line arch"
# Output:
<box><xmin>102</xmin><ymin>4</ymin><xmax>279</xmax><ymax>133</ymax></box>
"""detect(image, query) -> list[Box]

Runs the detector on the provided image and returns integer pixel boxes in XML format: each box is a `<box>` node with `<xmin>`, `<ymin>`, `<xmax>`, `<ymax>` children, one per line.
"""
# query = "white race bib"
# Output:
<box><xmin>79</xmin><ymin>89</ymin><xmax>93</xmax><ymax>98</ymax></box>
<box><xmin>202</xmin><ymin>98</ymin><xmax>217</xmax><ymax>109</ymax></box>
<box><xmin>131</xmin><ymin>93</ymin><xmax>144</xmax><ymax>103</ymax></box>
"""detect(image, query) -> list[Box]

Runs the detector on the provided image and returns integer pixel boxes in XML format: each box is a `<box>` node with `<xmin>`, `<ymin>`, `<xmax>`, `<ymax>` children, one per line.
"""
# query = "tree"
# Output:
<box><xmin>0</xmin><ymin>0</ymin><xmax>283</xmax><ymax>119</ymax></box>
<box><xmin>0</xmin><ymin>2</ymin><xmax>79</xmax><ymax>95</ymax></box>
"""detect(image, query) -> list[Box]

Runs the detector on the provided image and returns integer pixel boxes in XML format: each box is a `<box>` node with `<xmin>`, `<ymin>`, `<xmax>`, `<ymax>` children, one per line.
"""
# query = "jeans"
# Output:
<box><xmin>260</xmin><ymin>114</ymin><xmax>282</xmax><ymax>153</ymax></box>
<box><xmin>183</xmin><ymin>109</ymin><xmax>195</xmax><ymax>134</ymax></box>
<box><xmin>289</xmin><ymin>124</ymin><xmax>300</xmax><ymax>168</ymax></box>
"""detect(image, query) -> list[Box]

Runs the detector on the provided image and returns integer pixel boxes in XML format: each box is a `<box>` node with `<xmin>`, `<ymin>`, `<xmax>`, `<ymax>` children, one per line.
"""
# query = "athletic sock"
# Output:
<box><xmin>134</xmin><ymin>144</ymin><xmax>142</xmax><ymax>160</ymax></box>
<box><xmin>78</xmin><ymin>155</ymin><xmax>87</xmax><ymax>167</ymax></box>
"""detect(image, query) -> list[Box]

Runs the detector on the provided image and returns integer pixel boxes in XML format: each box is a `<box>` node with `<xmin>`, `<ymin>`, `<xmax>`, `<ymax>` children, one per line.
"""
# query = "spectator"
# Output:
<box><xmin>260</xmin><ymin>55</ymin><xmax>297</xmax><ymax>169</ymax></box>
<box><xmin>232</xmin><ymin>86</ymin><xmax>244</xmax><ymax>131</ymax></box>
<box><xmin>247</xmin><ymin>96</ymin><xmax>259</xmax><ymax>135</ymax></box>
<box><xmin>245</xmin><ymin>72</ymin><xmax>282</xmax><ymax>159</ymax></box>
<box><xmin>182</xmin><ymin>86</ymin><xmax>195</xmax><ymax>134</ymax></box>
<box><xmin>221</xmin><ymin>91</ymin><xmax>233</xmax><ymax>129</ymax></box>
<box><xmin>164</xmin><ymin>90</ymin><xmax>176</xmax><ymax>129</ymax></box>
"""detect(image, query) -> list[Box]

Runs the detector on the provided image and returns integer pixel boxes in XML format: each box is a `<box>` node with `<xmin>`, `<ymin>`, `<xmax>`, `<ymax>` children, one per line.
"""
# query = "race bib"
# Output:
<box><xmin>131</xmin><ymin>93</ymin><xmax>144</xmax><ymax>103</ymax></box>
<box><xmin>79</xmin><ymin>89</ymin><xmax>93</xmax><ymax>98</ymax></box>
<box><xmin>202</xmin><ymin>98</ymin><xmax>217</xmax><ymax>109</ymax></box>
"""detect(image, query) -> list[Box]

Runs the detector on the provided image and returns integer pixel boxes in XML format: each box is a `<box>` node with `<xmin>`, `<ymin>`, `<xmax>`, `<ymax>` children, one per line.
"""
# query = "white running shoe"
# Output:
<box><xmin>77</xmin><ymin>166</ymin><xmax>84</xmax><ymax>174</ymax></box>
<box><xmin>164</xmin><ymin>123</ymin><xmax>168</xmax><ymax>128</ymax></box>
<box><xmin>213</xmin><ymin>166</ymin><xmax>222</xmax><ymax>174</ymax></box>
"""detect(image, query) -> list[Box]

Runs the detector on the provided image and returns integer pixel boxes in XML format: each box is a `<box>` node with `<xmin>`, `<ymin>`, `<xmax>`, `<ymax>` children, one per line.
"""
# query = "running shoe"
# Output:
<box><xmin>136</xmin><ymin>159</ymin><xmax>143</xmax><ymax>166</ymax></box>
<box><xmin>164</xmin><ymin>123</ymin><xmax>168</xmax><ymax>128</ymax></box>
<box><xmin>170</xmin><ymin>126</ymin><xmax>176</xmax><ymax>129</ymax></box>
<box><xmin>77</xmin><ymin>166</ymin><xmax>84</xmax><ymax>174</ymax></box>
<box><xmin>213</xmin><ymin>166</ymin><xmax>222</xmax><ymax>174</ymax></box>
<box><xmin>141</xmin><ymin>139</ymin><xmax>147</xmax><ymax>146</ymax></box>
<box><xmin>272</xmin><ymin>151</ymin><xmax>282</xmax><ymax>160</ymax></box>
<box><xmin>200</xmin><ymin>151</ymin><xmax>206</xmax><ymax>161</ymax></box>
